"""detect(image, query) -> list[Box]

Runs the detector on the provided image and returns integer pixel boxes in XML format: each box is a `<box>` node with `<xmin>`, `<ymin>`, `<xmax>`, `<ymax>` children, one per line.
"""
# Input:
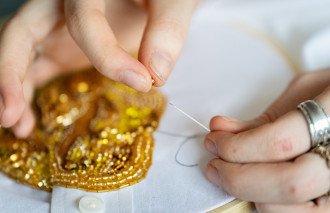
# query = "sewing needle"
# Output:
<box><xmin>169</xmin><ymin>102</ymin><xmax>210</xmax><ymax>132</ymax></box>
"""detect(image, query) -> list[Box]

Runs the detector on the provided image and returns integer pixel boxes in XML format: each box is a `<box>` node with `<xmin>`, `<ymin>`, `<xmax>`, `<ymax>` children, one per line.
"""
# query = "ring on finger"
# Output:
<box><xmin>298</xmin><ymin>100</ymin><xmax>330</xmax><ymax>148</ymax></box>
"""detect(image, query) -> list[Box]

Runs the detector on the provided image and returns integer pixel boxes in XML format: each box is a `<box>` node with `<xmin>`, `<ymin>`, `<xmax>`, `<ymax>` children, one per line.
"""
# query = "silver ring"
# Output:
<box><xmin>298</xmin><ymin>100</ymin><xmax>330</xmax><ymax>148</ymax></box>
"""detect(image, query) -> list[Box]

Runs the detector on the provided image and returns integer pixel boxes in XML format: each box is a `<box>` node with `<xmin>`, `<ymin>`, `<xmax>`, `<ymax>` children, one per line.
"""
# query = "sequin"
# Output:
<box><xmin>0</xmin><ymin>69</ymin><xmax>166</xmax><ymax>192</ymax></box>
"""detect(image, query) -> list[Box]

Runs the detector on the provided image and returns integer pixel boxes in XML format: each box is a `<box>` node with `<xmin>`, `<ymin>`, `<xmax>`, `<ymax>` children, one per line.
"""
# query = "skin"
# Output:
<box><xmin>0</xmin><ymin>0</ymin><xmax>199</xmax><ymax>137</ymax></box>
<box><xmin>204</xmin><ymin>69</ymin><xmax>330</xmax><ymax>213</ymax></box>
<box><xmin>1</xmin><ymin>1</ymin><xmax>329</xmax><ymax>212</ymax></box>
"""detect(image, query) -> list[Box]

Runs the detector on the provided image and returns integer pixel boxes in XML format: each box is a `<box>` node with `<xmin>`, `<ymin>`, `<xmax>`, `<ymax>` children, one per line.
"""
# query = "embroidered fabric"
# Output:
<box><xmin>0</xmin><ymin>69</ymin><xmax>166</xmax><ymax>192</ymax></box>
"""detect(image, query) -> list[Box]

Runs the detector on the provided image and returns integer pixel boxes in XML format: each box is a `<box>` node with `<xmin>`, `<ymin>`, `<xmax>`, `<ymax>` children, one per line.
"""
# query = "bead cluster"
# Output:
<box><xmin>0</xmin><ymin>69</ymin><xmax>166</xmax><ymax>192</ymax></box>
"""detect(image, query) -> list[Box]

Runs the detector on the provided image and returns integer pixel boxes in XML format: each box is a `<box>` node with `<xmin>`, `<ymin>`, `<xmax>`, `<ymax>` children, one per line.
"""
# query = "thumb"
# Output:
<box><xmin>209</xmin><ymin>116</ymin><xmax>265</xmax><ymax>133</ymax></box>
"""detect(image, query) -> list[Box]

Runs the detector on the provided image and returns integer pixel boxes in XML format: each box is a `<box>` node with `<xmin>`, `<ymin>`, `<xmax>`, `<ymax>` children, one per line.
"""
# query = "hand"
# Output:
<box><xmin>0</xmin><ymin>0</ymin><xmax>198</xmax><ymax>137</ymax></box>
<box><xmin>204</xmin><ymin>69</ymin><xmax>330</xmax><ymax>213</ymax></box>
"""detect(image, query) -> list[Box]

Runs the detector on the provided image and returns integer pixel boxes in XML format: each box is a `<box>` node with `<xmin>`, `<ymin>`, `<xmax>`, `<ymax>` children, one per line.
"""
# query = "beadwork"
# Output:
<box><xmin>0</xmin><ymin>69</ymin><xmax>166</xmax><ymax>192</ymax></box>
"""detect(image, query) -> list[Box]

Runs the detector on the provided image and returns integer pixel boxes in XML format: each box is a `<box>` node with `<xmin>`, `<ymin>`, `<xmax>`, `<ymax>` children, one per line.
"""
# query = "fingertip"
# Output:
<box><xmin>210</xmin><ymin>115</ymin><xmax>253</xmax><ymax>133</ymax></box>
<box><xmin>209</xmin><ymin>116</ymin><xmax>223</xmax><ymax>130</ymax></box>
<box><xmin>206</xmin><ymin>161</ymin><xmax>221</xmax><ymax>186</ymax></box>
<box><xmin>119</xmin><ymin>69</ymin><xmax>152</xmax><ymax>93</ymax></box>
<box><xmin>0</xmin><ymin>95</ymin><xmax>25</xmax><ymax>128</ymax></box>
<box><xmin>139</xmin><ymin>0</ymin><xmax>199</xmax><ymax>87</ymax></box>
<box><xmin>139</xmin><ymin>19</ymin><xmax>184</xmax><ymax>87</ymax></box>
<box><xmin>204</xmin><ymin>137</ymin><xmax>217</xmax><ymax>155</ymax></box>
<box><xmin>94</xmin><ymin>49</ymin><xmax>153</xmax><ymax>93</ymax></box>
<box><xmin>148</xmin><ymin>51</ymin><xmax>173</xmax><ymax>86</ymax></box>
<box><xmin>12</xmin><ymin>106</ymin><xmax>35</xmax><ymax>138</ymax></box>
<box><xmin>210</xmin><ymin>115</ymin><xmax>238</xmax><ymax>132</ymax></box>
<box><xmin>1</xmin><ymin>106</ymin><xmax>25</xmax><ymax>128</ymax></box>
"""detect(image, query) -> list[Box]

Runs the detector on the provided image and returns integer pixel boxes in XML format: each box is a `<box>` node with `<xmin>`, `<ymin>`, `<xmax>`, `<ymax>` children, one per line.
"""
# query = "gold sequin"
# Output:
<box><xmin>0</xmin><ymin>69</ymin><xmax>166</xmax><ymax>192</ymax></box>
<box><xmin>77</xmin><ymin>82</ymin><xmax>89</xmax><ymax>93</ymax></box>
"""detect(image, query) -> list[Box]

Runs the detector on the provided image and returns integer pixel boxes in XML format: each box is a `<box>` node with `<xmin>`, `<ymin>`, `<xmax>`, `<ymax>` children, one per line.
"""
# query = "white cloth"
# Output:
<box><xmin>204</xmin><ymin>0</ymin><xmax>330</xmax><ymax>70</ymax></box>
<box><xmin>1</xmin><ymin>0</ymin><xmax>329</xmax><ymax>212</ymax></box>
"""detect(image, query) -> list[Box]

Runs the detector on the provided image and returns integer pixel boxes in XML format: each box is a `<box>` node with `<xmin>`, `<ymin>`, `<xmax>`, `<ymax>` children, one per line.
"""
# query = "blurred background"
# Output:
<box><xmin>0</xmin><ymin>0</ymin><xmax>25</xmax><ymax>17</ymax></box>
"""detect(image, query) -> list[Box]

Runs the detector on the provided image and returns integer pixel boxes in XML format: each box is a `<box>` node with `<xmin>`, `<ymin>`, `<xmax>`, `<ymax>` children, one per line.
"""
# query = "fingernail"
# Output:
<box><xmin>121</xmin><ymin>70</ymin><xmax>148</xmax><ymax>92</ymax></box>
<box><xmin>205</xmin><ymin>139</ymin><xmax>217</xmax><ymax>155</ymax></box>
<box><xmin>149</xmin><ymin>52</ymin><xmax>172</xmax><ymax>83</ymax></box>
<box><xmin>206</xmin><ymin>164</ymin><xmax>220</xmax><ymax>186</ymax></box>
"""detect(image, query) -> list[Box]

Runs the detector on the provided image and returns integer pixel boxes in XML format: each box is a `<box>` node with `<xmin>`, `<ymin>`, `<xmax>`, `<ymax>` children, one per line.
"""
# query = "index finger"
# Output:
<box><xmin>64</xmin><ymin>0</ymin><xmax>152</xmax><ymax>92</ymax></box>
<box><xmin>205</xmin><ymin>88</ymin><xmax>330</xmax><ymax>163</ymax></box>
<box><xmin>205</xmin><ymin>110</ymin><xmax>311</xmax><ymax>163</ymax></box>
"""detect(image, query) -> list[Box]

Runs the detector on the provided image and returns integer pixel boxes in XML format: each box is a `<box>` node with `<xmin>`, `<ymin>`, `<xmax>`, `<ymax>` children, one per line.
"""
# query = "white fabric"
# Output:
<box><xmin>303</xmin><ymin>27</ymin><xmax>330</xmax><ymax>71</ymax></box>
<box><xmin>1</xmin><ymin>0</ymin><xmax>329</xmax><ymax>212</ymax></box>
<box><xmin>0</xmin><ymin>174</ymin><xmax>50</xmax><ymax>212</ymax></box>
<box><xmin>202</xmin><ymin>0</ymin><xmax>330</xmax><ymax>70</ymax></box>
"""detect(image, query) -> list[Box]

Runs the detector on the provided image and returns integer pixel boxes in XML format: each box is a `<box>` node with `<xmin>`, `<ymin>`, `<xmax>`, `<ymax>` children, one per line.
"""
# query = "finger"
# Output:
<box><xmin>206</xmin><ymin>154</ymin><xmax>330</xmax><ymax>204</ymax></box>
<box><xmin>256</xmin><ymin>202</ymin><xmax>317</xmax><ymax>213</ymax></box>
<box><xmin>205</xmin><ymin>88</ymin><xmax>330</xmax><ymax>163</ymax></box>
<box><xmin>209</xmin><ymin>115</ymin><xmax>261</xmax><ymax>133</ymax></box>
<box><xmin>256</xmin><ymin>197</ymin><xmax>330</xmax><ymax>213</ymax></box>
<box><xmin>11</xmin><ymin>76</ymin><xmax>36</xmax><ymax>137</ymax></box>
<box><xmin>12</xmin><ymin>105</ymin><xmax>35</xmax><ymax>138</ymax></box>
<box><xmin>205</xmin><ymin>110</ymin><xmax>311</xmax><ymax>162</ymax></box>
<box><xmin>138</xmin><ymin>0</ymin><xmax>199</xmax><ymax>86</ymax></box>
<box><xmin>0</xmin><ymin>0</ymin><xmax>61</xmax><ymax>127</ymax></box>
<box><xmin>0</xmin><ymin>75</ymin><xmax>25</xmax><ymax>127</ymax></box>
<box><xmin>64</xmin><ymin>0</ymin><xmax>152</xmax><ymax>92</ymax></box>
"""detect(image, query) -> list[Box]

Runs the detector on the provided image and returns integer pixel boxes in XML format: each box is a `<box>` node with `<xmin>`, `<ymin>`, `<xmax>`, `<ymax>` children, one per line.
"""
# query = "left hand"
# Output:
<box><xmin>204</xmin><ymin>69</ymin><xmax>330</xmax><ymax>213</ymax></box>
<box><xmin>0</xmin><ymin>0</ymin><xmax>198</xmax><ymax>137</ymax></box>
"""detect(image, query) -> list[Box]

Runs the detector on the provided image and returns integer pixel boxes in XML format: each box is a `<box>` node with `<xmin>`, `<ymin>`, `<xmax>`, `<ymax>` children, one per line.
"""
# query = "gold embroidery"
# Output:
<box><xmin>0</xmin><ymin>69</ymin><xmax>166</xmax><ymax>192</ymax></box>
